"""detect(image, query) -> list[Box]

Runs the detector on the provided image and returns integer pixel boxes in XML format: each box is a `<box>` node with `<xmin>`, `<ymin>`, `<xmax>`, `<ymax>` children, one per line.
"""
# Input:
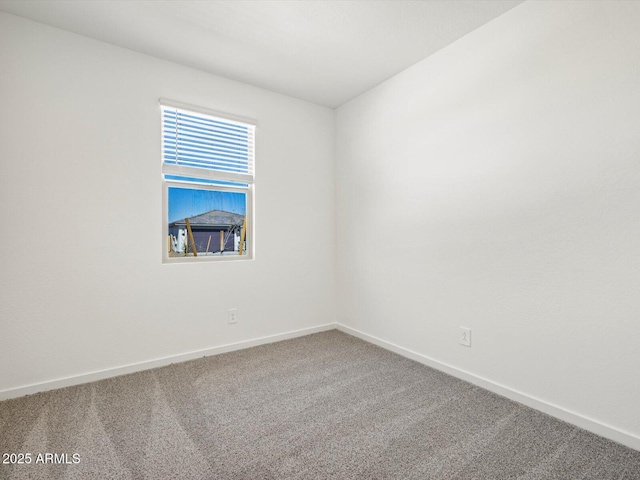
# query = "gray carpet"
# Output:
<box><xmin>1</xmin><ymin>330</ymin><xmax>639</xmax><ymax>479</ymax></box>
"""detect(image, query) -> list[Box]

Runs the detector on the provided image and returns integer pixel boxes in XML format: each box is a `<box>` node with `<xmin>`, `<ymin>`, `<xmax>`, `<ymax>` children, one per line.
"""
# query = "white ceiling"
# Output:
<box><xmin>0</xmin><ymin>0</ymin><xmax>524</xmax><ymax>108</ymax></box>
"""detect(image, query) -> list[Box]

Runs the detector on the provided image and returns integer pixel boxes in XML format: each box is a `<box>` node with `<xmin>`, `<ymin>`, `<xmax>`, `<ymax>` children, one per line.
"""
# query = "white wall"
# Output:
<box><xmin>336</xmin><ymin>0</ymin><xmax>640</xmax><ymax>445</ymax></box>
<box><xmin>0</xmin><ymin>12</ymin><xmax>335</xmax><ymax>394</ymax></box>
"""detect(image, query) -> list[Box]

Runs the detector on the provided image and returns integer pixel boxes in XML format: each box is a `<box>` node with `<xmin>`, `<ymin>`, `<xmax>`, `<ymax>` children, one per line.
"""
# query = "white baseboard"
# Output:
<box><xmin>4</xmin><ymin>321</ymin><xmax>638</xmax><ymax>453</ymax></box>
<box><xmin>336</xmin><ymin>323</ymin><xmax>640</xmax><ymax>452</ymax></box>
<box><xmin>0</xmin><ymin>323</ymin><xmax>335</xmax><ymax>402</ymax></box>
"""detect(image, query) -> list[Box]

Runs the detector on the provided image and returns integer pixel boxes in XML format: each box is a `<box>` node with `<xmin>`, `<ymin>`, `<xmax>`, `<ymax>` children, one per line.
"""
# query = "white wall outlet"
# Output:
<box><xmin>228</xmin><ymin>308</ymin><xmax>238</xmax><ymax>324</ymax></box>
<box><xmin>459</xmin><ymin>327</ymin><xmax>471</xmax><ymax>347</ymax></box>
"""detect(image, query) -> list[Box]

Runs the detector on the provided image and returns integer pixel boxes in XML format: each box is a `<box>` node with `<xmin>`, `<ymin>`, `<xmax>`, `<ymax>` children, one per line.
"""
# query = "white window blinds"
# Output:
<box><xmin>160</xmin><ymin>100</ymin><xmax>256</xmax><ymax>184</ymax></box>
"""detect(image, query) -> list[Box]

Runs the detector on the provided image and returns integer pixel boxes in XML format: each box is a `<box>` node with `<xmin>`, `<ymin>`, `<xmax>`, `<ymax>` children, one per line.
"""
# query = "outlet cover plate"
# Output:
<box><xmin>459</xmin><ymin>327</ymin><xmax>471</xmax><ymax>347</ymax></box>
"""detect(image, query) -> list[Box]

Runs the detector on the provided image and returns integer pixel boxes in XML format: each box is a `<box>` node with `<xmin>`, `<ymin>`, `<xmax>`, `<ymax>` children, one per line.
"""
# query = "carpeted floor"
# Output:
<box><xmin>1</xmin><ymin>330</ymin><xmax>639</xmax><ymax>479</ymax></box>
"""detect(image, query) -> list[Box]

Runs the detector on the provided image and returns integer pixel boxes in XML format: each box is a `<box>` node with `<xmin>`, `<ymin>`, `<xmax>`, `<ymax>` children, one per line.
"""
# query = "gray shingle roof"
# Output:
<box><xmin>169</xmin><ymin>210</ymin><xmax>245</xmax><ymax>228</ymax></box>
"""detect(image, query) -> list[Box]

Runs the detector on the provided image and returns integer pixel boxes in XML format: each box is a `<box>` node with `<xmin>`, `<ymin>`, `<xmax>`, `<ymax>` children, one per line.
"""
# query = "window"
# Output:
<box><xmin>161</xmin><ymin>99</ymin><xmax>256</xmax><ymax>262</ymax></box>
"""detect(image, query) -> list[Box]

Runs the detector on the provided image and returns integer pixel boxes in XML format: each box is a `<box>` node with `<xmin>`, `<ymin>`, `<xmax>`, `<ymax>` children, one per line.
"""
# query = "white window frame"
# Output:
<box><xmin>160</xmin><ymin>99</ymin><xmax>256</xmax><ymax>263</ymax></box>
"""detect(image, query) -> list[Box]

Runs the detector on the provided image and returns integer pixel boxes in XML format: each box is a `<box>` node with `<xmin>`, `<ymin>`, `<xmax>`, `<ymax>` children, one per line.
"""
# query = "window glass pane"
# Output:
<box><xmin>168</xmin><ymin>187</ymin><xmax>247</xmax><ymax>257</ymax></box>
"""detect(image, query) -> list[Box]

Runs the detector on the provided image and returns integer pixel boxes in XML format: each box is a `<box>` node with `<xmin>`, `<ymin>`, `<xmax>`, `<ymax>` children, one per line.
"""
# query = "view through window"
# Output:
<box><xmin>161</xmin><ymin>100</ymin><xmax>255</xmax><ymax>260</ymax></box>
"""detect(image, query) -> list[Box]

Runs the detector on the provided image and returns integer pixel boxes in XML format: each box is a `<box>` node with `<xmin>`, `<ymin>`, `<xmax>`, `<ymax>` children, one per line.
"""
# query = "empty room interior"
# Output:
<box><xmin>1</xmin><ymin>0</ymin><xmax>639</xmax><ymax>478</ymax></box>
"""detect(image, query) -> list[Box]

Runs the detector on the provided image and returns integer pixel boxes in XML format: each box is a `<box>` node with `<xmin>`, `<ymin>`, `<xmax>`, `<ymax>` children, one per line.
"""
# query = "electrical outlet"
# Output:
<box><xmin>228</xmin><ymin>308</ymin><xmax>238</xmax><ymax>324</ymax></box>
<box><xmin>459</xmin><ymin>327</ymin><xmax>471</xmax><ymax>347</ymax></box>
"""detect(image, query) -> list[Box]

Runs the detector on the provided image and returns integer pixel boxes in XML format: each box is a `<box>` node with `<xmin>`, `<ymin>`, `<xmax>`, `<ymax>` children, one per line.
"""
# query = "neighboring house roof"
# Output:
<box><xmin>169</xmin><ymin>210</ymin><xmax>245</xmax><ymax>229</ymax></box>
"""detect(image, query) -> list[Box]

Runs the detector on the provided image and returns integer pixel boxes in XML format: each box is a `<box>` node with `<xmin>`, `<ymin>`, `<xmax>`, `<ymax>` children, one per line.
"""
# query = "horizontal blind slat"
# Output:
<box><xmin>164</xmin><ymin>120</ymin><xmax>248</xmax><ymax>142</ymax></box>
<box><xmin>163</xmin><ymin>140</ymin><xmax>250</xmax><ymax>162</ymax></box>
<box><xmin>164</xmin><ymin>123</ymin><xmax>249</xmax><ymax>148</ymax></box>
<box><xmin>162</xmin><ymin>105</ymin><xmax>255</xmax><ymax>182</ymax></box>
<box><xmin>163</xmin><ymin>155</ymin><xmax>252</xmax><ymax>172</ymax></box>
<box><xmin>165</xmin><ymin>136</ymin><xmax>248</xmax><ymax>153</ymax></box>
<box><xmin>162</xmin><ymin>108</ymin><xmax>253</xmax><ymax>130</ymax></box>
<box><xmin>163</xmin><ymin>111</ymin><xmax>248</xmax><ymax>136</ymax></box>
